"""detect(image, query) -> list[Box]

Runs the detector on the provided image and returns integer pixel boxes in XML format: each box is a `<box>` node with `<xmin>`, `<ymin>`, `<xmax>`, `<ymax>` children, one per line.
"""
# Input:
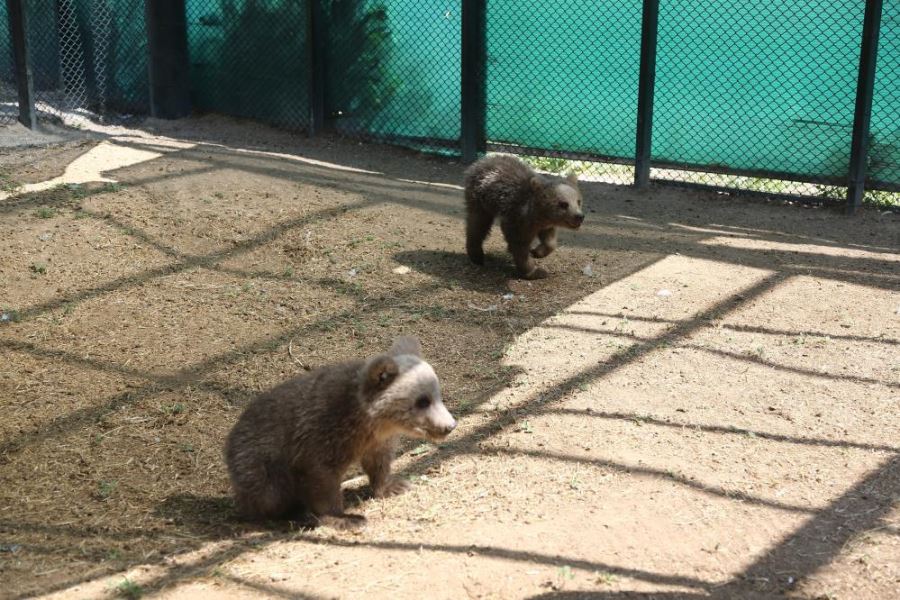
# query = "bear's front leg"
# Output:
<box><xmin>362</xmin><ymin>442</ymin><xmax>410</xmax><ymax>497</ymax></box>
<box><xmin>531</xmin><ymin>227</ymin><xmax>558</xmax><ymax>259</ymax></box>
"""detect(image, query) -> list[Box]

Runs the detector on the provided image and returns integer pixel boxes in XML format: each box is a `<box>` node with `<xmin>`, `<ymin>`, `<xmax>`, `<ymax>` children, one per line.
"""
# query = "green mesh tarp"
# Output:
<box><xmin>8</xmin><ymin>0</ymin><xmax>148</xmax><ymax>116</ymax></box>
<box><xmin>103</xmin><ymin>0</ymin><xmax>150</xmax><ymax>114</ymax></box>
<box><xmin>870</xmin><ymin>2</ymin><xmax>900</xmax><ymax>189</ymax></box>
<box><xmin>653</xmin><ymin>1</ymin><xmax>865</xmax><ymax>180</ymax></box>
<box><xmin>186</xmin><ymin>0</ymin><xmax>310</xmax><ymax>129</ymax></box>
<box><xmin>327</xmin><ymin>0</ymin><xmax>461</xmax><ymax>144</ymax></box>
<box><xmin>8</xmin><ymin>0</ymin><xmax>899</xmax><ymax>190</ymax></box>
<box><xmin>486</xmin><ymin>0</ymin><xmax>642</xmax><ymax>160</ymax></box>
<box><xmin>1</xmin><ymin>1</ymin><xmax>15</xmax><ymax>125</ymax></box>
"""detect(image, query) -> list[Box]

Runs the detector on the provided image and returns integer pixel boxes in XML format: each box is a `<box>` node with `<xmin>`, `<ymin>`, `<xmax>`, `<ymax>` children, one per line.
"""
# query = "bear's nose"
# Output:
<box><xmin>574</xmin><ymin>214</ymin><xmax>585</xmax><ymax>224</ymax></box>
<box><xmin>443</xmin><ymin>420</ymin><xmax>457</xmax><ymax>435</ymax></box>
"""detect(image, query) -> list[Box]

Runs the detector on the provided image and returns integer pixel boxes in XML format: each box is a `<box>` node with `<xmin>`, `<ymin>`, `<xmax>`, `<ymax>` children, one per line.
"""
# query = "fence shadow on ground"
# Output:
<box><xmin>0</xmin><ymin>125</ymin><xmax>897</xmax><ymax>598</ymax></box>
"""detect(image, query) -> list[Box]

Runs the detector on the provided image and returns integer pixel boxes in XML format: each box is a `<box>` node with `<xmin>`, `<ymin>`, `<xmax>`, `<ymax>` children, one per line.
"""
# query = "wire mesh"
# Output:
<box><xmin>186</xmin><ymin>0</ymin><xmax>309</xmax><ymax>131</ymax></box>
<box><xmin>649</xmin><ymin>1</ymin><xmax>867</xmax><ymax>200</ymax></box>
<box><xmin>102</xmin><ymin>0</ymin><xmax>150</xmax><ymax>116</ymax></box>
<box><xmin>869</xmin><ymin>1</ymin><xmax>900</xmax><ymax>195</ymax></box>
<box><xmin>321</xmin><ymin>0</ymin><xmax>461</xmax><ymax>152</ymax></box>
<box><xmin>485</xmin><ymin>0</ymin><xmax>641</xmax><ymax>185</ymax></box>
<box><xmin>4</xmin><ymin>0</ymin><xmax>899</xmax><ymax>206</ymax></box>
<box><xmin>0</xmin><ymin>1</ymin><xmax>16</xmax><ymax>125</ymax></box>
<box><xmin>19</xmin><ymin>0</ymin><xmax>149</xmax><ymax>125</ymax></box>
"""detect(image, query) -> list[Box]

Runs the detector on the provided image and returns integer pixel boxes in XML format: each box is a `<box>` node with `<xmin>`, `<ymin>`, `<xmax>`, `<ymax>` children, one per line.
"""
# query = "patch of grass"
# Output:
<box><xmin>595</xmin><ymin>571</ymin><xmax>618</xmax><ymax>585</ymax></box>
<box><xmin>115</xmin><ymin>577</ymin><xmax>143</xmax><ymax>599</ymax></box>
<box><xmin>97</xmin><ymin>480</ymin><xmax>118</xmax><ymax>500</ymax></box>
<box><xmin>326</xmin><ymin>278</ymin><xmax>364</xmax><ymax>299</ymax></box>
<box><xmin>101</xmin><ymin>182</ymin><xmax>123</xmax><ymax>193</ymax></box>
<box><xmin>750</xmin><ymin>345</ymin><xmax>766</xmax><ymax>359</ymax></box>
<box><xmin>282</xmin><ymin>266</ymin><xmax>295</xmax><ymax>278</ymax></box>
<box><xmin>1</xmin><ymin>309</ymin><xmax>20</xmax><ymax>324</ymax></box>
<box><xmin>0</xmin><ymin>170</ymin><xmax>20</xmax><ymax>193</ymax></box>
<box><xmin>865</xmin><ymin>189</ymin><xmax>900</xmax><ymax>209</ymax></box>
<box><xmin>523</xmin><ymin>156</ymin><xmax>573</xmax><ymax>174</ymax></box>
<box><xmin>33</xmin><ymin>206</ymin><xmax>57</xmax><ymax>219</ymax></box>
<box><xmin>64</xmin><ymin>183</ymin><xmax>88</xmax><ymax>199</ymax></box>
<box><xmin>163</xmin><ymin>402</ymin><xmax>186</xmax><ymax>415</ymax></box>
<box><xmin>29</xmin><ymin>262</ymin><xmax>47</xmax><ymax>275</ymax></box>
<box><xmin>421</xmin><ymin>305</ymin><xmax>451</xmax><ymax>320</ymax></box>
<box><xmin>569</xmin><ymin>473</ymin><xmax>581</xmax><ymax>490</ymax></box>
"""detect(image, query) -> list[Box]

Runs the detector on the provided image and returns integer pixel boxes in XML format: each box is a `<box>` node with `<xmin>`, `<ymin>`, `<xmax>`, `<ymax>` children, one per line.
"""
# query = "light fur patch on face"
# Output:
<box><xmin>556</xmin><ymin>184</ymin><xmax>581</xmax><ymax>206</ymax></box>
<box><xmin>376</xmin><ymin>357</ymin><xmax>440</xmax><ymax>407</ymax></box>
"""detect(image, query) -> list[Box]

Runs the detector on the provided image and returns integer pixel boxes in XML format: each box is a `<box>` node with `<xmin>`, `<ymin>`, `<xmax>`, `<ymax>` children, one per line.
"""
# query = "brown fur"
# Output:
<box><xmin>464</xmin><ymin>154</ymin><xmax>584</xmax><ymax>279</ymax></box>
<box><xmin>224</xmin><ymin>336</ymin><xmax>456</xmax><ymax>529</ymax></box>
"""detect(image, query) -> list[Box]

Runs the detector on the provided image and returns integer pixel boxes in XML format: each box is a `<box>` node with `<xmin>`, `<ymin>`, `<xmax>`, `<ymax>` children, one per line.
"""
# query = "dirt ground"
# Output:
<box><xmin>0</xmin><ymin>116</ymin><xmax>898</xmax><ymax>600</ymax></box>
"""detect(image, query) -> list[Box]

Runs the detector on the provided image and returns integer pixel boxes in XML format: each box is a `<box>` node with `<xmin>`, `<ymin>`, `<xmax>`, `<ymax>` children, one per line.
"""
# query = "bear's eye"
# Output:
<box><xmin>415</xmin><ymin>395</ymin><xmax>431</xmax><ymax>410</ymax></box>
<box><xmin>557</xmin><ymin>200</ymin><xmax>568</xmax><ymax>210</ymax></box>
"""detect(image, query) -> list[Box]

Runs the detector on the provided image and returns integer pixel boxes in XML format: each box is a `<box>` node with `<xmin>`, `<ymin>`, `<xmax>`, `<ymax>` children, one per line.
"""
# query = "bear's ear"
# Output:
<box><xmin>565</xmin><ymin>171</ymin><xmax>579</xmax><ymax>188</ymax></box>
<box><xmin>361</xmin><ymin>355</ymin><xmax>399</xmax><ymax>398</ymax></box>
<box><xmin>530</xmin><ymin>175</ymin><xmax>547</xmax><ymax>192</ymax></box>
<box><xmin>390</xmin><ymin>335</ymin><xmax>422</xmax><ymax>357</ymax></box>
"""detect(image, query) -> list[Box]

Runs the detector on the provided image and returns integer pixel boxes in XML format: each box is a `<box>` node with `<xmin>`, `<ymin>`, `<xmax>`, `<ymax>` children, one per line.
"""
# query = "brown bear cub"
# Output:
<box><xmin>224</xmin><ymin>336</ymin><xmax>456</xmax><ymax>530</ymax></box>
<box><xmin>464</xmin><ymin>154</ymin><xmax>584</xmax><ymax>279</ymax></box>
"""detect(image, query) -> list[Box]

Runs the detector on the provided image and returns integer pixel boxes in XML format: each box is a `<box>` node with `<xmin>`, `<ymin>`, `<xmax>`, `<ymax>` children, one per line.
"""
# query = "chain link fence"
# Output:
<box><xmin>5</xmin><ymin>0</ymin><xmax>148</xmax><ymax>126</ymax></box>
<box><xmin>648</xmin><ymin>1</ymin><xmax>865</xmax><ymax>200</ymax></box>
<box><xmin>3</xmin><ymin>0</ymin><xmax>898</xmax><ymax>206</ymax></box>
<box><xmin>319</xmin><ymin>1</ymin><xmax>460</xmax><ymax>151</ymax></box>
<box><xmin>485</xmin><ymin>0</ymin><xmax>641</xmax><ymax>186</ymax></box>
<box><xmin>0</xmin><ymin>2</ymin><xmax>16</xmax><ymax>125</ymax></box>
<box><xmin>870</xmin><ymin>1</ymin><xmax>900</xmax><ymax>195</ymax></box>
<box><xmin>186</xmin><ymin>0</ymin><xmax>309</xmax><ymax>130</ymax></box>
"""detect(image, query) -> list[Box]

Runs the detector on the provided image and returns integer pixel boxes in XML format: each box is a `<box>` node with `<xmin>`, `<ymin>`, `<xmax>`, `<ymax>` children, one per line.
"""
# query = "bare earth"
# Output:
<box><xmin>0</xmin><ymin>116</ymin><xmax>898</xmax><ymax>600</ymax></box>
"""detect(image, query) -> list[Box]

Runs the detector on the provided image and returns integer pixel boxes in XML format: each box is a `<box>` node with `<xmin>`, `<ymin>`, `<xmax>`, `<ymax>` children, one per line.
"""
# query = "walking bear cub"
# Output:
<box><xmin>224</xmin><ymin>336</ymin><xmax>456</xmax><ymax>529</ymax></box>
<box><xmin>464</xmin><ymin>154</ymin><xmax>584</xmax><ymax>279</ymax></box>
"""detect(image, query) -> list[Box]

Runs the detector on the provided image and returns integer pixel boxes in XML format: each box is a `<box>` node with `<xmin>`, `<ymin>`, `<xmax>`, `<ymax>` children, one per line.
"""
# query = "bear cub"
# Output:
<box><xmin>224</xmin><ymin>336</ymin><xmax>456</xmax><ymax>530</ymax></box>
<box><xmin>464</xmin><ymin>154</ymin><xmax>584</xmax><ymax>279</ymax></box>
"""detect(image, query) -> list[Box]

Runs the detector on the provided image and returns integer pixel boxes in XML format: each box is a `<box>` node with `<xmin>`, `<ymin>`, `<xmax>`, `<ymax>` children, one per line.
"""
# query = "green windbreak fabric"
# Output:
<box><xmin>486</xmin><ymin>0</ymin><xmax>643</xmax><ymax>160</ymax></box>
<box><xmin>653</xmin><ymin>1</ymin><xmax>870</xmax><ymax>180</ymax></box>
<box><xmin>7</xmin><ymin>0</ymin><xmax>897</xmax><ymax>188</ymax></box>
<box><xmin>186</xmin><ymin>0</ymin><xmax>310</xmax><ymax>129</ymax></box>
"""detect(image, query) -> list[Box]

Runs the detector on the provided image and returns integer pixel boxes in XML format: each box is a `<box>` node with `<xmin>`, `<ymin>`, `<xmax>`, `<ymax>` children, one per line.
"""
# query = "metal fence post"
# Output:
<box><xmin>6</xmin><ymin>0</ymin><xmax>36</xmax><ymax>129</ymax></box>
<box><xmin>846</xmin><ymin>0</ymin><xmax>883</xmax><ymax>214</ymax></box>
<box><xmin>145</xmin><ymin>0</ymin><xmax>191</xmax><ymax>119</ymax></box>
<box><xmin>634</xmin><ymin>0</ymin><xmax>659</xmax><ymax>188</ymax></box>
<box><xmin>460</xmin><ymin>0</ymin><xmax>486</xmax><ymax>163</ymax></box>
<box><xmin>306</xmin><ymin>0</ymin><xmax>325</xmax><ymax>135</ymax></box>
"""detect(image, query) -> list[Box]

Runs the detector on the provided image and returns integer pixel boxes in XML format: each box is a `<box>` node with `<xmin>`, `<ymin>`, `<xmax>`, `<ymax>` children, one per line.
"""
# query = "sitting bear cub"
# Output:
<box><xmin>224</xmin><ymin>336</ymin><xmax>456</xmax><ymax>529</ymax></box>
